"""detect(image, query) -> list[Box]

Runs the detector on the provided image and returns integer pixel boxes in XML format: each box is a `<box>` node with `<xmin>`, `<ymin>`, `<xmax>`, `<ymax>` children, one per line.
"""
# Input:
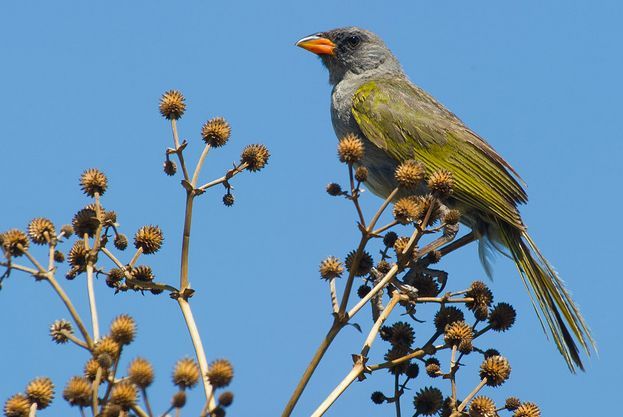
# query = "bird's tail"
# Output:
<box><xmin>497</xmin><ymin>222</ymin><xmax>595</xmax><ymax>371</ymax></box>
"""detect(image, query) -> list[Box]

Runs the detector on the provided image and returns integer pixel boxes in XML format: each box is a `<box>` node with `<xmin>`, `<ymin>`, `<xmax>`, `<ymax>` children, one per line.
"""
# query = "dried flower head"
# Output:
<box><xmin>376</xmin><ymin>260</ymin><xmax>391</xmax><ymax>274</ymax></box>
<box><xmin>345</xmin><ymin>250</ymin><xmax>373</xmax><ymax>277</ymax></box>
<box><xmin>505</xmin><ymin>397</ymin><xmax>521</xmax><ymax>411</ymax></box>
<box><xmin>212</xmin><ymin>406</ymin><xmax>226</xmax><ymax>417</ymax></box>
<box><xmin>218</xmin><ymin>392</ymin><xmax>234</xmax><ymax>407</ymax></box>
<box><xmin>443</xmin><ymin>209</ymin><xmax>461</xmax><ymax>225</ymax></box>
<box><xmin>241</xmin><ymin>144</ymin><xmax>270</xmax><ymax>172</ymax></box>
<box><xmin>413</xmin><ymin>387</ymin><xmax>443</xmax><ymax>416</ymax></box>
<box><xmin>128</xmin><ymin>358</ymin><xmax>154</xmax><ymax>388</ymax></box>
<box><xmin>371</xmin><ymin>391</ymin><xmax>386</xmax><ymax>405</ymax></box>
<box><xmin>80</xmin><ymin>168</ymin><xmax>108</xmax><ymax>197</ymax></box>
<box><xmin>395</xmin><ymin>160</ymin><xmax>425</xmax><ymax>188</ymax></box>
<box><xmin>134</xmin><ymin>225</ymin><xmax>163</xmax><ymax>254</ymax></box>
<box><xmin>444</xmin><ymin>320</ymin><xmax>474</xmax><ymax>347</ymax></box>
<box><xmin>60</xmin><ymin>224</ymin><xmax>74</xmax><ymax>238</ymax></box>
<box><xmin>172</xmin><ymin>358</ymin><xmax>200</xmax><ymax>389</ymax></box>
<box><xmin>393</xmin><ymin>197</ymin><xmax>423</xmax><ymax>224</ymax></box>
<box><xmin>26</xmin><ymin>377</ymin><xmax>55</xmax><ymax>409</ymax></box>
<box><xmin>107</xmin><ymin>268</ymin><xmax>124</xmax><ymax>288</ymax></box>
<box><xmin>319</xmin><ymin>256</ymin><xmax>344</xmax><ymax>280</ymax></box>
<box><xmin>159</xmin><ymin>90</ymin><xmax>186</xmax><ymax>120</ymax></box>
<box><xmin>412</xmin><ymin>275</ymin><xmax>439</xmax><ymax>297</ymax></box>
<box><xmin>62</xmin><ymin>377</ymin><xmax>91</xmax><ymax>407</ymax></box>
<box><xmin>110</xmin><ymin>382</ymin><xmax>137</xmax><ymax>410</ymax></box>
<box><xmin>411</xmin><ymin>194</ymin><xmax>442</xmax><ymax>226</ymax></box>
<box><xmin>50</xmin><ymin>320</ymin><xmax>73</xmax><ymax>344</ymax></box>
<box><xmin>513</xmin><ymin>402</ymin><xmax>540</xmax><ymax>417</ymax></box>
<box><xmin>405</xmin><ymin>363</ymin><xmax>420</xmax><ymax>379</ymax></box>
<box><xmin>132</xmin><ymin>265</ymin><xmax>154</xmax><ymax>282</ymax></box>
<box><xmin>434</xmin><ymin>306</ymin><xmax>465</xmax><ymax>332</ymax></box>
<box><xmin>384</xmin><ymin>346</ymin><xmax>410</xmax><ymax>375</ymax></box>
<box><xmin>3</xmin><ymin>394</ymin><xmax>30</xmax><ymax>417</ymax></box>
<box><xmin>171</xmin><ymin>391</ymin><xmax>186</xmax><ymax>408</ymax></box>
<box><xmin>1</xmin><ymin>229</ymin><xmax>29</xmax><ymax>257</ymax></box>
<box><xmin>390</xmin><ymin>321</ymin><xmax>415</xmax><ymax>349</ymax></box>
<box><xmin>425</xmin><ymin>358</ymin><xmax>441</xmax><ymax>378</ymax></box>
<box><xmin>489</xmin><ymin>302</ymin><xmax>517</xmax><ymax>332</ymax></box>
<box><xmin>326</xmin><ymin>183</ymin><xmax>342</xmax><ymax>196</ymax></box>
<box><xmin>222</xmin><ymin>193</ymin><xmax>235</xmax><ymax>207</ymax></box>
<box><xmin>163</xmin><ymin>159</ymin><xmax>177</xmax><ymax>176</ymax></box>
<box><xmin>68</xmin><ymin>240</ymin><xmax>88</xmax><ymax>272</ymax></box>
<box><xmin>27</xmin><ymin>218</ymin><xmax>55</xmax><ymax>245</ymax></box>
<box><xmin>480</xmin><ymin>355</ymin><xmax>511</xmax><ymax>386</ymax></box>
<box><xmin>84</xmin><ymin>358</ymin><xmax>107</xmax><ymax>382</ymax></box>
<box><xmin>459</xmin><ymin>339</ymin><xmax>474</xmax><ymax>355</ymax></box>
<box><xmin>110</xmin><ymin>314</ymin><xmax>136</xmax><ymax>345</ymax></box>
<box><xmin>93</xmin><ymin>337</ymin><xmax>120</xmax><ymax>362</ymax></box>
<box><xmin>466</xmin><ymin>281</ymin><xmax>494</xmax><ymax>312</ymax></box>
<box><xmin>354</xmin><ymin>166</ymin><xmax>368</xmax><ymax>182</ymax></box>
<box><xmin>428</xmin><ymin>170</ymin><xmax>454</xmax><ymax>198</ymax></box>
<box><xmin>207</xmin><ymin>359</ymin><xmax>234</xmax><ymax>388</ymax></box>
<box><xmin>114</xmin><ymin>234</ymin><xmax>128</xmax><ymax>251</ymax></box>
<box><xmin>337</xmin><ymin>133</ymin><xmax>364</xmax><ymax>164</ymax></box>
<box><xmin>483</xmin><ymin>348</ymin><xmax>501</xmax><ymax>359</ymax></box>
<box><xmin>201</xmin><ymin>117</ymin><xmax>231</xmax><ymax>147</ymax></box>
<box><xmin>72</xmin><ymin>208</ymin><xmax>99</xmax><ymax>238</ymax></box>
<box><xmin>357</xmin><ymin>284</ymin><xmax>371</xmax><ymax>298</ymax></box>
<box><xmin>469</xmin><ymin>396</ymin><xmax>496</xmax><ymax>417</ymax></box>
<box><xmin>53</xmin><ymin>250</ymin><xmax>65</xmax><ymax>263</ymax></box>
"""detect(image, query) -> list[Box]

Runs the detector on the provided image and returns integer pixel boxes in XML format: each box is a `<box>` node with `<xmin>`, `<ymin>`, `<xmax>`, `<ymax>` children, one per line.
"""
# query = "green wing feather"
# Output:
<box><xmin>352</xmin><ymin>78</ymin><xmax>594</xmax><ymax>370</ymax></box>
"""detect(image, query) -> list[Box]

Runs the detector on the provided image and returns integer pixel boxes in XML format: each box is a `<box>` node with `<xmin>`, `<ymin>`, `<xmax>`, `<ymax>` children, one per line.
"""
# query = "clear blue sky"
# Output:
<box><xmin>1</xmin><ymin>1</ymin><xmax>620</xmax><ymax>416</ymax></box>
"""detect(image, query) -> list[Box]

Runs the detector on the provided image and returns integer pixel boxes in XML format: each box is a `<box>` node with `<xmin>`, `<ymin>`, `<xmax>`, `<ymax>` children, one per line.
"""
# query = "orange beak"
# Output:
<box><xmin>296</xmin><ymin>35</ymin><xmax>336</xmax><ymax>56</ymax></box>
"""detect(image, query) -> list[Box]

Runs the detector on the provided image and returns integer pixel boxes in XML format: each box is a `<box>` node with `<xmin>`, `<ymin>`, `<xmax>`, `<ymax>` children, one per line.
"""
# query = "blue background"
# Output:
<box><xmin>0</xmin><ymin>1</ymin><xmax>620</xmax><ymax>416</ymax></box>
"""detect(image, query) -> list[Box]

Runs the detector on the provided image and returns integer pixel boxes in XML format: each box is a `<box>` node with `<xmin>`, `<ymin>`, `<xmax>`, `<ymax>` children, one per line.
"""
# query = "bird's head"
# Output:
<box><xmin>296</xmin><ymin>27</ymin><xmax>402</xmax><ymax>85</ymax></box>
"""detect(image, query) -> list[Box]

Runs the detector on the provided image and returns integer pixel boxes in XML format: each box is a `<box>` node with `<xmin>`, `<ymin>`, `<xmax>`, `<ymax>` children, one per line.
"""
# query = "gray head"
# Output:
<box><xmin>296</xmin><ymin>27</ymin><xmax>403</xmax><ymax>85</ymax></box>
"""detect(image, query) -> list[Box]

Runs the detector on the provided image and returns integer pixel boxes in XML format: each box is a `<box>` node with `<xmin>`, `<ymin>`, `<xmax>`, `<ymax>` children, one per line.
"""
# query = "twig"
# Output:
<box><xmin>367</xmin><ymin>187</ymin><xmax>399</xmax><ymax>233</ymax></box>
<box><xmin>171</xmin><ymin>120</ymin><xmax>190</xmax><ymax>182</ymax></box>
<box><xmin>456</xmin><ymin>378</ymin><xmax>488</xmax><ymax>413</ymax></box>
<box><xmin>191</xmin><ymin>144</ymin><xmax>211</xmax><ymax>186</ymax></box>
<box><xmin>86</xmin><ymin>263</ymin><xmax>100</xmax><ymax>342</ymax></box>
<box><xmin>329</xmin><ymin>279</ymin><xmax>339</xmax><ymax>313</ymax></box>
<box><xmin>142</xmin><ymin>388</ymin><xmax>154</xmax><ymax>417</ymax></box>
<box><xmin>28</xmin><ymin>403</ymin><xmax>37</xmax><ymax>417</ymax></box>
<box><xmin>310</xmin><ymin>362</ymin><xmax>365</xmax><ymax>417</ymax></box>
<box><xmin>394</xmin><ymin>373</ymin><xmax>402</xmax><ymax>417</ymax></box>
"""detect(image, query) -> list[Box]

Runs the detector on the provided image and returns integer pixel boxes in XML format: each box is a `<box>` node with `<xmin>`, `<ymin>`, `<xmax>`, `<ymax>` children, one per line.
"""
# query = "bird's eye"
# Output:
<box><xmin>346</xmin><ymin>35</ymin><xmax>361</xmax><ymax>47</ymax></box>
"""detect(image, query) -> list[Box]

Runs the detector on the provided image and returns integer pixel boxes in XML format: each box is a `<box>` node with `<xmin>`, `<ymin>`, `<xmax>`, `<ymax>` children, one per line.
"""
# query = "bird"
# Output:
<box><xmin>296</xmin><ymin>27</ymin><xmax>593</xmax><ymax>371</ymax></box>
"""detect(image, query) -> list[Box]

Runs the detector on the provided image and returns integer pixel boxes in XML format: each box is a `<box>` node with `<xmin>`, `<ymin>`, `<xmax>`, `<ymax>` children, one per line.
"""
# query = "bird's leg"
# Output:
<box><xmin>413</xmin><ymin>223</ymin><xmax>460</xmax><ymax>260</ymax></box>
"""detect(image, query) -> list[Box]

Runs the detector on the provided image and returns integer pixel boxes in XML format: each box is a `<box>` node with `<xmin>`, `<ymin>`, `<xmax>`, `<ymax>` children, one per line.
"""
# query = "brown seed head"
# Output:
<box><xmin>319</xmin><ymin>256</ymin><xmax>344</xmax><ymax>280</ymax></box>
<box><xmin>345</xmin><ymin>250</ymin><xmax>373</xmax><ymax>277</ymax></box>
<box><xmin>110</xmin><ymin>314</ymin><xmax>136</xmax><ymax>345</ymax></box>
<box><xmin>371</xmin><ymin>391</ymin><xmax>386</xmax><ymax>405</ymax></box>
<box><xmin>413</xmin><ymin>387</ymin><xmax>443</xmax><ymax>416</ymax></box>
<box><xmin>427</xmin><ymin>170</ymin><xmax>454</xmax><ymax>198</ymax></box>
<box><xmin>443</xmin><ymin>209</ymin><xmax>461</xmax><ymax>225</ymax></box>
<box><xmin>434</xmin><ymin>307</ymin><xmax>465</xmax><ymax>332</ymax></box>
<box><xmin>128</xmin><ymin>358</ymin><xmax>154</xmax><ymax>389</ymax></box>
<box><xmin>68</xmin><ymin>240</ymin><xmax>88</xmax><ymax>272</ymax></box>
<box><xmin>325</xmin><ymin>183</ymin><xmax>342</xmax><ymax>196</ymax></box>
<box><xmin>488</xmin><ymin>302</ymin><xmax>516</xmax><ymax>331</ymax></box>
<box><xmin>171</xmin><ymin>391</ymin><xmax>186</xmax><ymax>408</ymax></box>
<box><xmin>159</xmin><ymin>90</ymin><xmax>186</xmax><ymax>120</ymax></box>
<box><xmin>218</xmin><ymin>391</ymin><xmax>234</xmax><ymax>407</ymax></box>
<box><xmin>50</xmin><ymin>320</ymin><xmax>73</xmax><ymax>344</ymax></box>
<box><xmin>132</xmin><ymin>265</ymin><xmax>154</xmax><ymax>282</ymax></box>
<box><xmin>384</xmin><ymin>346</ymin><xmax>410</xmax><ymax>375</ymax></box>
<box><xmin>212</xmin><ymin>407</ymin><xmax>226</xmax><ymax>417</ymax></box>
<box><xmin>134</xmin><ymin>225</ymin><xmax>163</xmax><ymax>254</ymax></box>
<box><xmin>84</xmin><ymin>358</ymin><xmax>107</xmax><ymax>382</ymax></box>
<box><xmin>395</xmin><ymin>160</ymin><xmax>425</xmax><ymax>188</ymax></box>
<box><xmin>480</xmin><ymin>355</ymin><xmax>511</xmax><ymax>387</ymax></box>
<box><xmin>337</xmin><ymin>133</ymin><xmax>364</xmax><ymax>164</ymax></box>
<box><xmin>172</xmin><ymin>358</ymin><xmax>200</xmax><ymax>389</ymax></box>
<box><xmin>53</xmin><ymin>250</ymin><xmax>65</xmax><ymax>263</ymax></box>
<box><xmin>93</xmin><ymin>337</ymin><xmax>120</xmax><ymax>362</ymax></box>
<box><xmin>110</xmin><ymin>382</ymin><xmax>137</xmax><ymax>410</ymax></box>
<box><xmin>412</xmin><ymin>275</ymin><xmax>439</xmax><ymax>297</ymax></box>
<box><xmin>424</xmin><ymin>358</ymin><xmax>441</xmax><ymax>378</ymax></box>
<box><xmin>466</xmin><ymin>281</ymin><xmax>494</xmax><ymax>311</ymax></box>
<box><xmin>354</xmin><ymin>166</ymin><xmax>368</xmax><ymax>182</ymax></box>
<box><xmin>62</xmin><ymin>377</ymin><xmax>91</xmax><ymax>407</ymax></box>
<box><xmin>444</xmin><ymin>320</ymin><xmax>474</xmax><ymax>347</ymax></box>
<box><xmin>72</xmin><ymin>208</ymin><xmax>99</xmax><ymax>238</ymax></box>
<box><xmin>26</xmin><ymin>377</ymin><xmax>55</xmax><ymax>409</ymax></box>
<box><xmin>458</xmin><ymin>338</ymin><xmax>474</xmax><ymax>354</ymax></box>
<box><xmin>106</xmin><ymin>268</ymin><xmax>124</xmax><ymax>288</ymax></box>
<box><xmin>469</xmin><ymin>396</ymin><xmax>496</xmax><ymax>417</ymax></box>
<box><xmin>357</xmin><ymin>284</ymin><xmax>371</xmax><ymax>298</ymax></box>
<box><xmin>27</xmin><ymin>218</ymin><xmax>55</xmax><ymax>245</ymax></box>
<box><xmin>60</xmin><ymin>224</ymin><xmax>73</xmax><ymax>238</ymax></box>
<box><xmin>513</xmin><ymin>402</ymin><xmax>540</xmax><ymax>417</ymax></box>
<box><xmin>1</xmin><ymin>229</ymin><xmax>29</xmax><ymax>257</ymax></box>
<box><xmin>389</xmin><ymin>321</ymin><xmax>415</xmax><ymax>349</ymax></box>
<box><xmin>207</xmin><ymin>359</ymin><xmax>234</xmax><ymax>388</ymax></box>
<box><xmin>80</xmin><ymin>168</ymin><xmax>108</xmax><ymax>197</ymax></box>
<box><xmin>383</xmin><ymin>231</ymin><xmax>398</xmax><ymax>248</ymax></box>
<box><xmin>114</xmin><ymin>234</ymin><xmax>128</xmax><ymax>251</ymax></box>
<box><xmin>201</xmin><ymin>117</ymin><xmax>231</xmax><ymax>147</ymax></box>
<box><xmin>3</xmin><ymin>394</ymin><xmax>30</xmax><ymax>417</ymax></box>
<box><xmin>240</xmin><ymin>144</ymin><xmax>270</xmax><ymax>172</ymax></box>
<box><xmin>222</xmin><ymin>193</ymin><xmax>235</xmax><ymax>207</ymax></box>
<box><xmin>393</xmin><ymin>197</ymin><xmax>424</xmax><ymax>224</ymax></box>
<box><xmin>163</xmin><ymin>160</ymin><xmax>177</xmax><ymax>176</ymax></box>
<box><xmin>505</xmin><ymin>397</ymin><xmax>521</xmax><ymax>411</ymax></box>
<box><xmin>376</xmin><ymin>260</ymin><xmax>391</xmax><ymax>274</ymax></box>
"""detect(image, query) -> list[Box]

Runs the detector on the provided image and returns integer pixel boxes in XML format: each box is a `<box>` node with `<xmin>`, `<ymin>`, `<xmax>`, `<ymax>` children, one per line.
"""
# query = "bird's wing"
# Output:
<box><xmin>352</xmin><ymin>78</ymin><xmax>527</xmax><ymax>229</ymax></box>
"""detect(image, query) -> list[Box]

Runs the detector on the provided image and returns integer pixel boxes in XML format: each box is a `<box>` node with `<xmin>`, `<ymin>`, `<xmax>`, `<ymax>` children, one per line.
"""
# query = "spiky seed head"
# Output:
<box><xmin>337</xmin><ymin>133</ymin><xmax>364</xmax><ymax>164</ymax></box>
<box><xmin>172</xmin><ymin>358</ymin><xmax>200</xmax><ymax>389</ymax></box>
<box><xmin>428</xmin><ymin>250</ymin><xmax>442</xmax><ymax>264</ymax></box>
<box><xmin>480</xmin><ymin>355</ymin><xmax>511</xmax><ymax>386</ymax></box>
<box><xmin>171</xmin><ymin>391</ymin><xmax>186</xmax><ymax>408</ymax></box>
<box><xmin>370</xmin><ymin>391</ymin><xmax>386</xmax><ymax>404</ymax></box>
<box><xmin>466</xmin><ymin>281</ymin><xmax>494</xmax><ymax>312</ymax></box>
<box><xmin>405</xmin><ymin>363</ymin><xmax>420</xmax><ymax>379</ymax></box>
<box><xmin>218</xmin><ymin>391</ymin><xmax>234</xmax><ymax>407</ymax></box>
<box><xmin>163</xmin><ymin>160</ymin><xmax>177</xmax><ymax>176</ymax></box>
<box><xmin>110</xmin><ymin>314</ymin><xmax>136</xmax><ymax>345</ymax></box>
<box><xmin>354</xmin><ymin>166</ymin><xmax>368</xmax><ymax>182</ymax></box>
<box><xmin>62</xmin><ymin>377</ymin><xmax>91</xmax><ymax>407</ymax></box>
<box><xmin>132</xmin><ymin>265</ymin><xmax>154</xmax><ymax>282</ymax></box>
<box><xmin>389</xmin><ymin>321</ymin><xmax>415</xmax><ymax>349</ymax></box>
<box><xmin>93</xmin><ymin>337</ymin><xmax>120</xmax><ymax>362</ymax></box>
<box><xmin>434</xmin><ymin>307</ymin><xmax>465</xmax><ymax>333</ymax></box>
<box><xmin>240</xmin><ymin>144</ymin><xmax>270</xmax><ymax>172</ymax></box>
<box><xmin>384</xmin><ymin>346</ymin><xmax>410</xmax><ymax>375</ymax></box>
<box><xmin>474</xmin><ymin>303</ymin><xmax>489</xmax><ymax>321</ymax></box>
<box><xmin>222</xmin><ymin>193</ymin><xmax>235</xmax><ymax>207</ymax></box>
<box><xmin>376</xmin><ymin>260</ymin><xmax>391</xmax><ymax>274</ymax></box>
<box><xmin>395</xmin><ymin>160</ymin><xmax>425</xmax><ymax>188</ymax></box>
<box><xmin>444</xmin><ymin>320</ymin><xmax>474</xmax><ymax>347</ymax></box>
<box><xmin>128</xmin><ymin>358</ymin><xmax>154</xmax><ymax>389</ymax></box>
<box><xmin>72</xmin><ymin>208</ymin><xmax>99</xmax><ymax>238</ymax></box>
<box><xmin>107</xmin><ymin>268</ymin><xmax>124</xmax><ymax>288</ymax></box>
<box><xmin>26</xmin><ymin>377</ymin><xmax>55</xmax><ymax>409</ymax></box>
<box><xmin>468</xmin><ymin>396</ymin><xmax>496</xmax><ymax>417</ymax></box>
<box><xmin>443</xmin><ymin>209</ymin><xmax>461</xmax><ymax>225</ymax></box>
<box><xmin>411</xmin><ymin>195</ymin><xmax>442</xmax><ymax>226</ymax></box>
<box><xmin>201</xmin><ymin>117</ymin><xmax>231</xmax><ymax>147</ymax></box>
<box><xmin>428</xmin><ymin>170</ymin><xmax>454</xmax><ymax>198</ymax></box>
<box><xmin>114</xmin><ymin>234</ymin><xmax>128</xmax><ymax>251</ymax></box>
<box><xmin>513</xmin><ymin>402</ymin><xmax>540</xmax><ymax>417</ymax></box>
<box><xmin>458</xmin><ymin>339</ymin><xmax>474</xmax><ymax>354</ymax></box>
<box><xmin>392</xmin><ymin>236</ymin><xmax>410</xmax><ymax>257</ymax></box>
<box><xmin>440</xmin><ymin>397</ymin><xmax>458</xmax><ymax>417</ymax></box>
<box><xmin>424</xmin><ymin>358</ymin><xmax>441</xmax><ymax>378</ymax></box>
<box><xmin>319</xmin><ymin>256</ymin><xmax>344</xmax><ymax>280</ymax></box>
<box><xmin>488</xmin><ymin>302</ymin><xmax>517</xmax><ymax>331</ymax></box>
<box><xmin>345</xmin><ymin>250</ymin><xmax>373</xmax><ymax>276</ymax></box>
<box><xmin>505</xmin><ymin>397</ymin><xmax>521</xmax><ymax>411</ymax></box>
<box><xmin>3</xmin><ymin>394</ymin><xmax>30</xmax><ymax>417</ymax></box>
<box><xmin>53</xmin><ymin>250</ymin><xmax>65</xmax><ymax>263</ymax></box>
<box><xmin>412</xmin><ymin>275</ymin><xmax>440</xmax><ymax>297</ymax></box>
<box><xmin>84</xmin><ymin>359</ymin><xmax>107</xmax><ymax>382</ymax></box>
<box><xmin>1</xmin><ymin>229</ymin><xmax>29</xmax><ymax>257</ymax></box>
<box><xmin>383</xmin><ymin>231</ymin><xmax>398</xmax><ymax>248</ymax></box>
<box><xmin>393</xmin><ymin>197</ymin><xmax>424</xmax><ymax>224</ymax></box>
<box><xmin>68</xmin><ymin>240</ymin><xmax>88</xmax><ymax>271</ymax></box>
<box><xmin>110</xmin><ymin>382</ymin><xmax>137</xmax><ymax>410</ymax></box>
<box><xmin>50</xmin><ymin>320</ymin><xmax>73</xmax><ymax>344</ymax></box>
<box><xmin>413</xmin><ymin>387</ymin><xmax>444</xmax><ymax>416</ymax></box>
<box><xmin>27</xmin><ymin>218</ymin><xmax>55</xmax><ymax>245</ymax></box>
<box><xmin>207</xmin><ymin>359</ymin><xmax>234</xmax><ymax>388</ymax></box>
<box><xmin>80</xmin><ymin>168</ymin><xmax>108</xmax><ymax>197</ymax></box>
<box><xmin>212</xmin><ymin>407</ymin><xmax>226</xmax><ymax>417</ymax></box>
<box><xmin>379</xmin><ymin>325</ymin><xmax>392</xmax><ymax>341</ymax></box>
<box><xmin>357</xmin><ymin>284</ymin><xmax>371</xmax><ymax>298</ymax></box>
<box><xmin>134</xmin><ymin>225</ymin><xmax>163</xmax><ymax>254</ymax></box>
<box><xmin>60</xmin><ymin>224</ymin><xmax>73</xmax><ymax>238</ymax></box>
<box><xmin>483</xmin><ymin>348</ymin><xmax>500</xmax><ymax>359</ymax></box>
<box><xmin>326</xmin><ymin>183</ymin><xmax>342</xmax><ymax>196</ymax></box>
<box><xmin>159</xmin><ymin>90</ymin><xmax>186</xmax><ymax>120</ymax></box>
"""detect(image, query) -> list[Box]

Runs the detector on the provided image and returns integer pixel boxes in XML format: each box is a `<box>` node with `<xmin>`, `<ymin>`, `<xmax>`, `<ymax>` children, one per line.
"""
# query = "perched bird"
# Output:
<box><xmin>296</xmin><ymin>27</ymin><xmax>593</xmax><ymax>370</ymax></box>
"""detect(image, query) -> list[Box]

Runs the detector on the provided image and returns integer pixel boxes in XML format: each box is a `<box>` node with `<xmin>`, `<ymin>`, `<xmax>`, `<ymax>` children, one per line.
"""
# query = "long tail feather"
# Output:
<box><xmin>497</xmin><ymin>222</ymin><xmax>595</xmax><ymax>372</ymax></box>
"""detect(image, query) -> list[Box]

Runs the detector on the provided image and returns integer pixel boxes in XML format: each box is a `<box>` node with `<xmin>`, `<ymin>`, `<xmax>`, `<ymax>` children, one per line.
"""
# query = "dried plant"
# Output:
<box><xmin>1</xmin><ymin>90</ymin><xmax>269</xmax><ymax>417</ymax></box>
<box><xmin>281</xmin><ymin>133</ymin><xmax>541</xmax><ymax>417</ymax></box>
